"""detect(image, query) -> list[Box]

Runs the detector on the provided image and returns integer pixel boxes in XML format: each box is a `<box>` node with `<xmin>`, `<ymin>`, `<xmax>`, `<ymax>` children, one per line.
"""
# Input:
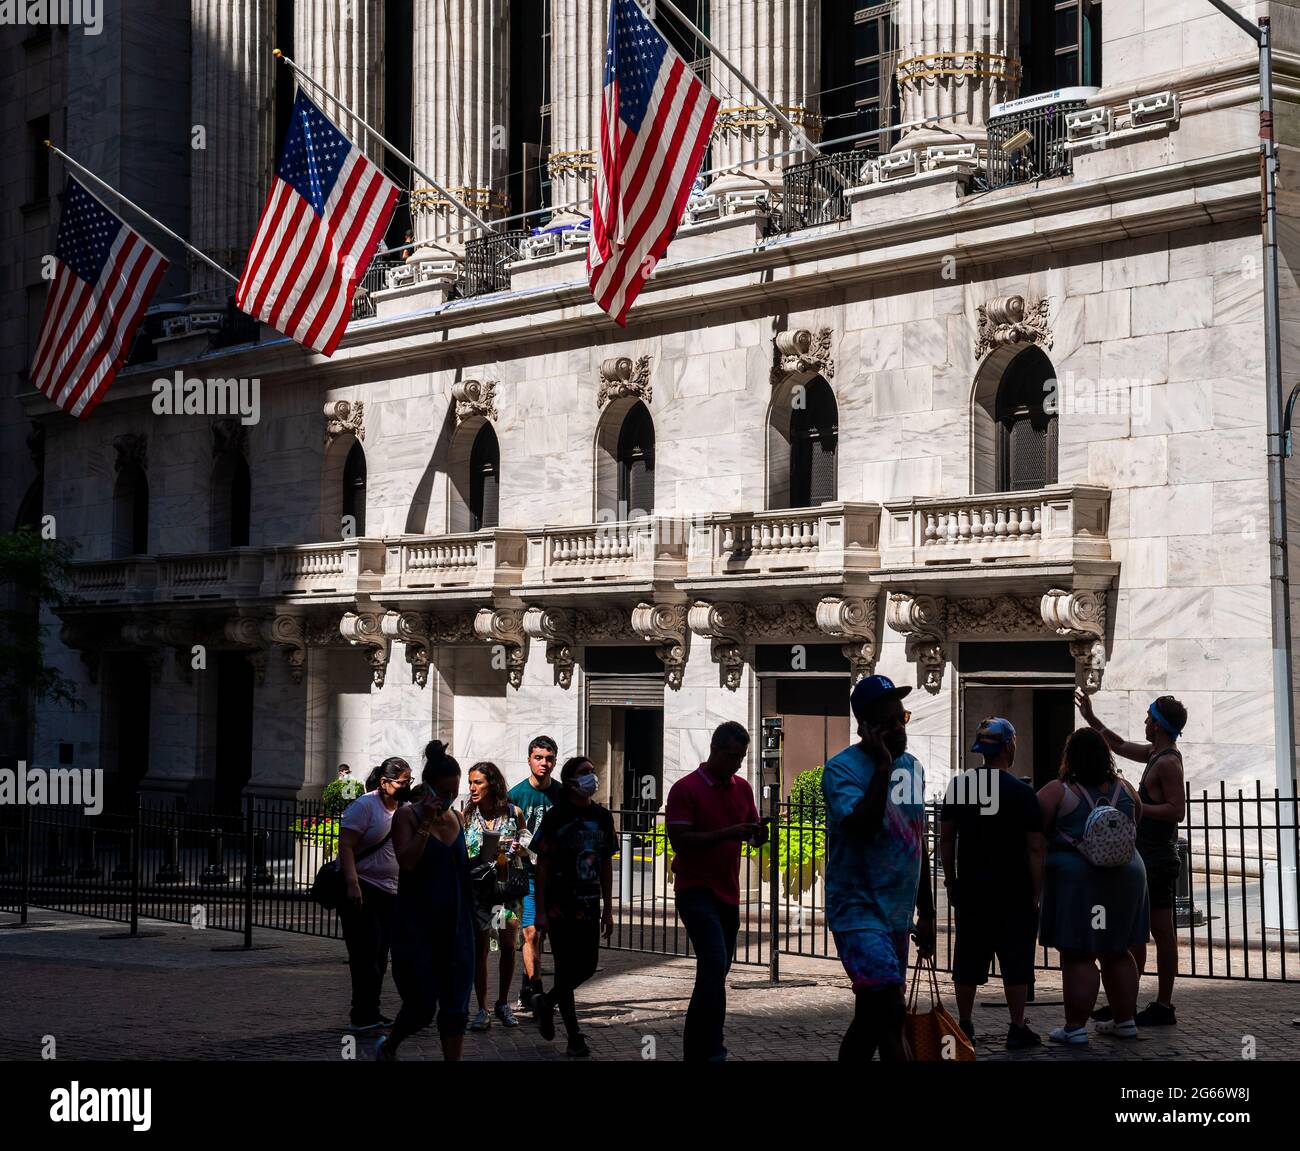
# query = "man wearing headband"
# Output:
<box><xmin>1076</xmin><ymin>690</ymin><xmax>1188</xmax><ymax>1028</ymax></box>
<box><xmin>940</xmin><ymin>717</ymin><xmax>1045</xmax><ymax>1050</ymax></box>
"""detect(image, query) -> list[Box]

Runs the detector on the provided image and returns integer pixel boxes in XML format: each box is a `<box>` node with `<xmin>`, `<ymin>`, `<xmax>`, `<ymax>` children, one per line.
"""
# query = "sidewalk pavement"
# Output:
<box><xmin>1</xmin><ymin>911</ymin><xmax>1297</xmax><ymax>1061</ymax></box>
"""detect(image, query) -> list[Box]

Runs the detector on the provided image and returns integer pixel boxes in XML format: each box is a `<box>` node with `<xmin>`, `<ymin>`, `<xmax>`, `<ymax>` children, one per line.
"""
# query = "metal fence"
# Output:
<box><xmin>771</xmin><ymin>151</ymin><xmax>864</xmax><ymax>235</ymax></box>
<box><xmin>2</xmin><ymin>789</ymin><xmax>1296</xmax><ymax>982</ymax></box>
<box><xmin>351</xmin><ymin>258</ymin><xmax>403</xmax><ymax>320</ymax></box>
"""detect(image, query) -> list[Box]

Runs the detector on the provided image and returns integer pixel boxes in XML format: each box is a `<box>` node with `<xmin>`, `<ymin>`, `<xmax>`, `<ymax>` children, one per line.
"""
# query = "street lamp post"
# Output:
<box><xmin>1206</xmin><ymin>2</ymin><xmax>1297</xmax><ymax>805</ymax></box>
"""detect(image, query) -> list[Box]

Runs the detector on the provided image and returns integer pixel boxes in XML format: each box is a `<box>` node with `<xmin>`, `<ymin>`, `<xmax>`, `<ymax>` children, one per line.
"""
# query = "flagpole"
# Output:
<box><xmin>650</xmin><ymin>0</ymin><xmax>823</xmax><ymax>159</ymax></box>
<box><xmin>46</xmin><ymin>141</ymin><xmax>240</xmax><ymax>285</ymax></box>
<box><xmin>272</xmin><ymin>49</ymin><xmax>493</xmax><ymax>236</ymax></box>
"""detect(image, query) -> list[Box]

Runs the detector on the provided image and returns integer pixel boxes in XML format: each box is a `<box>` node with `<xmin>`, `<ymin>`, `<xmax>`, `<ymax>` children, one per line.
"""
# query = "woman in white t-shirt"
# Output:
<box><xmin>338</xmin><ymin>756</ymin><xmax>412</xmax><ymax>1032</ymax></box>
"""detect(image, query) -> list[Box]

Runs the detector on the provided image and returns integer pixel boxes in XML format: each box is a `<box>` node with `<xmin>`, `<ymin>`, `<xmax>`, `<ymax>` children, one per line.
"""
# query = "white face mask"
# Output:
<box><xmin>574</xmin><ymin>773</ymin><xmax>598</xmax><ymax>797</ymax></box>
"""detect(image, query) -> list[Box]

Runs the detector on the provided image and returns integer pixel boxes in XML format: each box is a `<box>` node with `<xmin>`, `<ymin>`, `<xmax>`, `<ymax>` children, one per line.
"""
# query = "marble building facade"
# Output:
<box><xmin>8</xmin><ymin>1</ymin><xmax>1300</xmax><ymax>810</ymax></box>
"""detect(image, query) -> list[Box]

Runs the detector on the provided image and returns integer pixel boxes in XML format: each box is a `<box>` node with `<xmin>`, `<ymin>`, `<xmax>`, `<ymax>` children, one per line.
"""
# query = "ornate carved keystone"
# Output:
<box><xmin>974</xmin><ymin>295</ymin><xmax>1053</xmax><ymax>360</ymax></box>
<box><xmin>772</xmin><ymin>327</ymin><xmax>834</xmax><ymax>386</ymax></box>
<box><xmin>451</xmin><ymin>379</ymin><xmax>498</xmax><ymax>424</ymax></box>
<box><xmin>323</xmin><ymin>400</ymin><xmax>364</xmax><ymax>447</ymax></box>
<box><xmin>596</xmin><ymin>355</ymin><xmax>652</xmax><ymax>408</ymax></box>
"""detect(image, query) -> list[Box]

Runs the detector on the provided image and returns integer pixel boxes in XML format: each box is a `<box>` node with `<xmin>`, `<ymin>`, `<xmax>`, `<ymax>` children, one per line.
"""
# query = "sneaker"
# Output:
<box><xmin>1134</xmin><ymin>1001</ymin><xmax>1176</xmax><ymax>1027</ymax></box>
<box><xmin>958</xmin><ymin>1019</ymin><xmax>976</xmax><ymax>1043</ymax></box>
<box><xmin>1006</xmin><ymin>1023</ymin><xmax>1042</xmax><ymax>1050</ymax></box>
<box><xmin>1108</xmin><ymin>1018</ymin><xmax>1139</xmax><ymax>1039</ymax></box>
<box><xmin>1090</xmin><ymin>1005</ymin><xmax>1113</xmax><ymax>1023</ymax></box>
<box><xmin>535</xmin><ymin>992</ymin><xmax>556</xmax><ymax>1041</ymax></box>
<box><xmin>469</xmin><ymin>1007</ymin><xmax>491</xmax><ymax>1032</ymax></box>
<box><xmin>518</xmin><ymin>985</ymin><xmax>535</xmax><ymax>1013</ymax></box>
<box><xmin>348</xmin><ymin>1016</ymin><xmax>391</xmax><ymax>1034</ymax></box>
<box><xmin>495</xmin><ymin>1002</ymin><xmax>520</xmax><ymax>1028</ymax></box>
<box><xmin>1049</xmin><ymin>1025</ymin><xmax>1089</xmax><ymax>1046</ymax></box>
<box><xmin>374</xmin><ymin>1034</ymin><xmax>396</xmax><ymax>1062</ymax></box>
<box><xmin>566</xmin><ymin>1033</ymin><xmax>591</xmax><ymax>1058</ymax></box>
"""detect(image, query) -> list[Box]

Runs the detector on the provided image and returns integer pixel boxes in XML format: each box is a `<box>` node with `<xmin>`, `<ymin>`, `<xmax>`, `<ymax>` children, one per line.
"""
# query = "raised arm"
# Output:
<box><xmin>1075</xmin><ymin>690</ymin><xmax>1150</xmax><ymax>763</ymax></box>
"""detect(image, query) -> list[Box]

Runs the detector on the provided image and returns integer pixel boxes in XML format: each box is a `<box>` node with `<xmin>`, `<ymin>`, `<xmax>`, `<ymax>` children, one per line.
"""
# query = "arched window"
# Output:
<box><xmin>995</xmin><ymin>346</ymin><xmax>1058</xmax><ymax>492</ymax></box>
<box><xmin>210</xmin><ymin>453</ymin><xmax>251</xmax><ymax>549</ymax></box>
<box><xmin>616</xmin><ymin>402</ymin><xmax>655</xmax><ymax>519</ymax></box>
<box><xmin>112</xmin><ymin>464</ymin><xmax>149</xmax><ymax>558</ymax></box>
<box><xmin>770</xmin><ymin>376</ymin><xmax>838</xmax><ymax>510</ymax></box>
<box><xmin>342</xmin><ymin>440</ymin><xmax>367</xmax><ymax>537</ymax></box>
<box><xmin>469</xmin><ymin>424</ymin><xmax>500</xmax><ymax>531</ymax></box>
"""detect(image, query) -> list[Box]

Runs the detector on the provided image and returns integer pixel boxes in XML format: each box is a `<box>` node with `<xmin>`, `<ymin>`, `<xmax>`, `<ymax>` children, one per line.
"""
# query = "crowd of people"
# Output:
<box><xmin>325</xmin><ymin>676</ymin><xmax>1187</xmax><ymax>1062</ymax></box>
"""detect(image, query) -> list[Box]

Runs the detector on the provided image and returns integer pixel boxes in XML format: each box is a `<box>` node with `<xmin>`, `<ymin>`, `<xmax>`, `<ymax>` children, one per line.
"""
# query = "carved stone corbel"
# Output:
<box><xmin>686</xmin><ymin>601</ymin><xmax>746</xmax><ymax>691</ymax></box>
<box><xmin>451</xmin><ymin>380</ymin><xmax>498</xmax><ymax>425</ymax></box>
<box><xmin>382</xmin><ymin>611</ymin><xmax>433</xmax><ymax>688</ymax></box>
<box><xmin>324</xmin><ymin>400</ymin><xmax>364</xmax><ymax>447</ymax></box>
<box><xmin>632</xmin><ymin>602</ymin><xmax>689</xmax><ymax>691</ymax></box>
<box><xmin>886</xmin><ymin>593</ymin><xmax>948</xmax><ymax>694</ymax></box>
<box><xmin>816</xmin><ymin>595</ymin><xmax>880</xmax><ymax>683</ymax></box>
<box><xmin>1041</xmin><ymin>589</ymin><xmax>1108</xmax><ymax>693</ymax></box>
<box><xmin>974</xmin><ymin>295</ymin><xmax>1053</xmax><ymax>361</ymax></box>
<box><xmin>267</xmin><ymin>615</ymin><xmax>308</xmax><ymax>684</ymax></box>
<box><xmin>223</xmin><ymin>613</ymin><xmax>268</xmax><ymax>685</ymax></box>
<box><xmin>473</xmin><ymin>607</ymin><xmax>527</xmax><ymax>689</ymax></box>
<box><xmin>523</xmin><ymin>607</ymin><xmax>576</xmax><ymax>689</ymax></box>
<box><xmin>596</xmin><ymin>355</ymin><xmax>652</xmax><ymax>409</ymax></box>
<box><xmin>771</xmin><ymin>327</ymin><xmax>834</xmax><ymax>387</ymax></box>
<box><xmin>340</xmin><ymin>610</ymin><xmax>390</xmax><ymax>688</ymax></box>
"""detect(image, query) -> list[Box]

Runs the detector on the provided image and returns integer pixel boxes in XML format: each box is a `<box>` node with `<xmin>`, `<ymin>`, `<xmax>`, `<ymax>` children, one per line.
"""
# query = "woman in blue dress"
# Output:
<box><xmin>376</xmin><ymin>741</ymin><xmax>475</xmax><ymax>1061</ymax></box>
<box><xmin>1037</xmin><ymin>727</ymin><xmax>1149</xmax><ymax>1046</ymax></box>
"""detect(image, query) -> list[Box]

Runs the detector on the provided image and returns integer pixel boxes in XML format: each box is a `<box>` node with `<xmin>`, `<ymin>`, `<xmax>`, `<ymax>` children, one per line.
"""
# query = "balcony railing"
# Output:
<box><xmin>770</xmin><ymin>152</ymin><xmax>865</xmax><ymax>235</ymax></box>
<box><xmin>522</xmin><ymin>518</ymin><xmax>689</xmax><ymax>589</ymax></box>
<box><xmin>879</xmin><ymin>485</ymin><xmax>1112</xmax><ymax>571</ymax></box>
<box><xmin>382</xmin><ymin>529</ymin><xmax>527</xmax><ymax>595</ymax></box>
<box><xmin>66</xmin><ymin>559</ymin><xmax>155</xmax><ymax>604</ymax></box>
<box><xmin>686</xmin><ymin>503</ymin><xmax>881</xmax><ymax>581</ymax></box>
<box><xmin>350</xmin><ymin>258</ymin><xmax>403</xmax><ymax>320</ymax></box>
<box><xmin>459</xmin><ymin>230</ymin><xmax>531</xmax><ymax>298</ymax></box>
<box><xmin>157</xmin><ymin>550</ymin><xmax>263</xmax><ymax>600</ymax></box>
<box><xmin>984</xmin><ymin>96</ymin><xmax>1088</xmax><ymax>191</ymax></box>
<box><xmin>263</xmin><ymin>540</ymin><xmax>386</xmax><ymax>598</ymax></box>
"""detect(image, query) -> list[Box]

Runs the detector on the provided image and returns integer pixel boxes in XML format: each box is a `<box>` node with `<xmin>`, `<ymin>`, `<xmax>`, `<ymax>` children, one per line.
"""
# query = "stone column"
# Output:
<box><xmin>548</xmin><ymin>0</ymin><xmax>607</xmax><ymax>224</ymax></box>
<box><xmin>893</xmin><ymin>0</ymin><xmax>1020</xmax><ymax>150</ymax></box>
<box><xmin>294</xmin><ymin>0</ymin><xmax>386</xmax><ymax>167</ymax></box>
<box><xmin>410</xmin><ymin>0</ymin><xmax>510</xmax><ymax>255</ymax></box>
<box><xmin>708</xmin><ymin>0</ymin><xmax>821</xmax><ymax>199</ymax></box>
<box><xmin>190</xmin><ymin>0</ymin><xmax>276</xmax><ymax>297</ymax></box>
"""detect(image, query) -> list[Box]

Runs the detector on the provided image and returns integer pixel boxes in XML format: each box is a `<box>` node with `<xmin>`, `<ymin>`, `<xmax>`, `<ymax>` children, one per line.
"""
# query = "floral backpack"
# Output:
<box><xmin>1060</xmin><ymin>781</ymin><xmax>1136</xmax><ymax>868</ymax></box>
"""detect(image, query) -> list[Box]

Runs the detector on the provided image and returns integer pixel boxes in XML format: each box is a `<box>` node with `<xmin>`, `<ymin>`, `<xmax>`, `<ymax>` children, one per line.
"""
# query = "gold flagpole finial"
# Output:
<box><xmin>273</xmin><ymin>47</ymin><xmax>283</xmax><ymax>59</ymax></box>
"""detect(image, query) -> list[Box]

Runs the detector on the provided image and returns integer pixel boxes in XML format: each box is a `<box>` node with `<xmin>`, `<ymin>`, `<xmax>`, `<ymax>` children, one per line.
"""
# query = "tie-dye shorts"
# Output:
<box><xmin>832</xmin><ymin>928</ymin><xmax>911</xmax><ymax>991</ymax></box>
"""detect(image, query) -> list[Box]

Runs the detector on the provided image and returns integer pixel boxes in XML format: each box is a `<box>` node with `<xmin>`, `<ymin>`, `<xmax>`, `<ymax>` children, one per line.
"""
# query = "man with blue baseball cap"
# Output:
<box><xmin>940</xmin><ymin>716</ymin><xmax>1045</xmax><ymax>1050</ymax></box>
<box><xmin>822</xmin><ymin>674</ymin><xmax>936</xmax><ymax>1062</ymax></box>
<box><xmin>1077</xmin><ymin>690</ymin><xmax>1188</xmax><ymax>1028</ymax></box>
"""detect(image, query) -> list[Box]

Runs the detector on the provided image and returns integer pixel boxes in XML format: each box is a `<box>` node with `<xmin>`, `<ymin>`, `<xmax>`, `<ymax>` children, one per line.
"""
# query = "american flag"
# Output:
<box><xmin>237</xmin><ymin>89</ymin><xmax>398</xmax><ymax>356</ymax></box>
<box><xmin>30</xmin><ymin>177</ymin><xmax>167</xmax><ymax>418</ymax></box>
<box><xmin>588</xmin><ymin>0</ymin><xmax>719</xmax><ymax>326</ymax></box>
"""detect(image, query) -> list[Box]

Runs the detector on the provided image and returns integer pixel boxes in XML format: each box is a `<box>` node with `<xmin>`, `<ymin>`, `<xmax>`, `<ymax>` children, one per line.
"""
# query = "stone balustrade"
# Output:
<box><xmin>522</xmin><ymin>517</ymin><xmax>689</xmax><ymax>589</ymax></box>
<box><xmin>383</xmin><ymin>529</ymin><xmax>527</xmax><ymax>596</ymax></box>
<box><xmin>686</xmin><ymin>503</ymin><xmax>881</xmax><ymax>581</ymax></box>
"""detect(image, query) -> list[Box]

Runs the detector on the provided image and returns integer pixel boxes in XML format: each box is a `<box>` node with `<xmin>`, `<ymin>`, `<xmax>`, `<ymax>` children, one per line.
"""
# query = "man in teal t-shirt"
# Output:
<box><xmin>508</xmin><ymin>735</ymin><xmax>563</xmax><ymax>1011</ymax></box>
<box><xmin>823</xmin><ymin>675</ymin><xmax>936</xmax><ymax>1062</ymax></box>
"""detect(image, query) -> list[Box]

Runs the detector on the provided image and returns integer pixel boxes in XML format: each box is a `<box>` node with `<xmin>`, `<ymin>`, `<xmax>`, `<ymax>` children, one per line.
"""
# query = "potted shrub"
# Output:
<box><xmin>292</xmin><ymin>778</ymin><xmax>359</xmax><ymax>884</ymax></box>
<box><xmin>779</xmin><ymin>767</ymin><xmax>828</xmax><ymax>902</ymax></box>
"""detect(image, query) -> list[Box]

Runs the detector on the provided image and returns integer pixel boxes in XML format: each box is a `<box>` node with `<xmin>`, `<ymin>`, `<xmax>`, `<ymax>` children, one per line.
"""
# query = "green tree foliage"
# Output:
<box><xmin>0</xmin><ymin>527</ymin><xmax>79</xmax><ymax>715</ymax></box>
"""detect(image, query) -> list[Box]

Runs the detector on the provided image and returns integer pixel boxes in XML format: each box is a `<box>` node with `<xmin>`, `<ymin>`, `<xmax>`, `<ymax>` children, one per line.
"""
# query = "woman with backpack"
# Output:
<box><xmin>462</xmin><ymin>760</ymin><xmax>529</xmax><ymax>1031</ymax></box>
<box><xmin>1037</xmin><ymin>727</ymin><xmax>1150</xmax><ymax>1045</ymax></box>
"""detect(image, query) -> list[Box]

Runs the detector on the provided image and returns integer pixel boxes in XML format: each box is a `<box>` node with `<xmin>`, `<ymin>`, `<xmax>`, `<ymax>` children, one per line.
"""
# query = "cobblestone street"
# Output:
<box><xmin>2</xmin><ymin>911</ymin><xmax>1298</xmax><ymax>1063</ymax></box>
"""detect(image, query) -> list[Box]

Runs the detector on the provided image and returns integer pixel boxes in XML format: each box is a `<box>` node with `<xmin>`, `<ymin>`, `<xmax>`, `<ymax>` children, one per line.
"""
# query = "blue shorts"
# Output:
<box><xmin>521</xmin><ymin>876</ymin><xmax>536</xmax><ymax>928</ymax></box>
<box><xmin>833</xmin><ymin>928</ymin><xmax>911</xmax><ymax>991</ymax></box>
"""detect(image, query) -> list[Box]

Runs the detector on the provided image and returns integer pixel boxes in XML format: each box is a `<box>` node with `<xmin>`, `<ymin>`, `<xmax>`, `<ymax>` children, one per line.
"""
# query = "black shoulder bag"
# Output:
<box><xmin>310</xmin><ymin>825</ymin><xmax>393</xmax><ymax>911</ymax></box>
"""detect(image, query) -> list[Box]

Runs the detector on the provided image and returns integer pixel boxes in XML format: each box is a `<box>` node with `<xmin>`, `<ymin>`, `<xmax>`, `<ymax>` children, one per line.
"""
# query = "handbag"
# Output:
<box><xmin>309</xmin><ymin>825</ymin><xmax>392</xmax><ymax>910</ymax></box>
<box><xmin>470</xmin><ymin>854</ymin><xmax>530</xmax><ymax>903</ymax></box>
<box><xmin>904</xmin><ymin>956</ymin><xmax>976</xmax><ymax>1062</ymax></box>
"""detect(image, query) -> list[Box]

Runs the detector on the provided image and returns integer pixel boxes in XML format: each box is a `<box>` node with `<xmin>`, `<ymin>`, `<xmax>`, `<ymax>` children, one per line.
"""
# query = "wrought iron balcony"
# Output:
<box><xmin>459</xmin><ymin>229</ymin><xmax>531</xmax><ymax>298</ymax></box>
<box><xmin>770</xmin><ymin>151</ymin><xmax>866</xmax><ymax>235</ymax></box>
<box><xmin>983</xmin><ymin>93</ymin><xmax>1091</xmax><ymax>191</ymax></box>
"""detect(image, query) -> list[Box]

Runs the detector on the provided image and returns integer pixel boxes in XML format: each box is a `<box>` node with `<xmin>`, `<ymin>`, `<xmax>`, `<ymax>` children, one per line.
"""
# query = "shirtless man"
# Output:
<box><xmin>1076</xmin><ymin>690</ymin><xmax>1188</xmax><ymax>1026</ymax></box>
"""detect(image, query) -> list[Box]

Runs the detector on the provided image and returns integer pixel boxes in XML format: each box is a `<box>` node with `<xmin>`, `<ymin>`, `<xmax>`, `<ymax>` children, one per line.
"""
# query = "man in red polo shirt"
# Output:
<box><xmin>665</xmin><ymin>721</ymin><xmax>769</xmax><ymax>1062</ymax></box>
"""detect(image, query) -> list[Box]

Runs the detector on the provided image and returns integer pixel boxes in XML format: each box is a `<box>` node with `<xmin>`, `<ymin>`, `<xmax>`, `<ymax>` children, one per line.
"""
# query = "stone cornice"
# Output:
<box><xmin>25</xmin><ymin>146</ymin><xmax>1259</xmax><ymax>417</ymax></box>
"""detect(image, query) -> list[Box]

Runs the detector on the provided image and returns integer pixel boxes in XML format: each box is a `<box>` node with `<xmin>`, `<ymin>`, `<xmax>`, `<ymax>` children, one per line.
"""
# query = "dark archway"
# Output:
<box><xmin>769</xmin><ymin>375</ymin><xmax>838</xmax><ymax>509</ymax></box>
<box><xmin>995</xmin><ymin>346</ymin><xmax>1058</xmax><ymax>493</ymax></box>
<box><xmin>616</xmin><ymin>401</ymin><xmax>655</xmax><ymax>519</ymax></box>
<box><xmin>469</xmin><ymin>423</ymin><xmax>500</xmax><ymax>531</ymax></box>
<box><xmin>112</xmin><ymin>464</ymin><xmax>149</xmax><ymax>557</ymax></box>
<box><xmin>210</xmin><ymin>452</ymin><xmax>251</xmax><ymax>549</ymax></box>
<box><xmin>342</xmin><ymin>439</ymin><xmax>367</xmax><ymax>537</ymax></box>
